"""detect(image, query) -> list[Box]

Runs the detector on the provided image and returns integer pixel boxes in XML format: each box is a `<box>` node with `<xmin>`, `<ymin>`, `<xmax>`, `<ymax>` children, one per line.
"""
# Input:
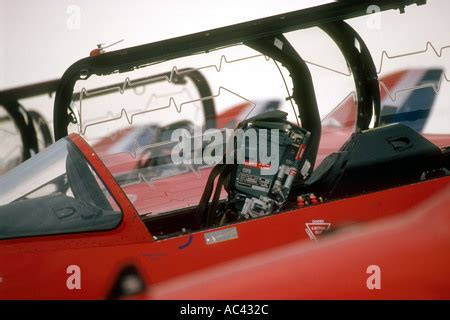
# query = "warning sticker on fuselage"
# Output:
<box><xmin>204</xmin><ymin>227</ymin><xmax>239</xmax><ymax>245</ymax></box>
<box><xmin>305</xmin><ymin>219</ymin><xmax>331</xmax><ymax>241</ymax></box>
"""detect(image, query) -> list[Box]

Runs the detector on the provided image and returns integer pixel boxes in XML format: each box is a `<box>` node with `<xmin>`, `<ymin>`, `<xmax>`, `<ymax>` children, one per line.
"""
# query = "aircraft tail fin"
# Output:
<box><xmin>322</xmin><ymin>68</ymin><xmax>443</xmax><ymax>132</ymax></box>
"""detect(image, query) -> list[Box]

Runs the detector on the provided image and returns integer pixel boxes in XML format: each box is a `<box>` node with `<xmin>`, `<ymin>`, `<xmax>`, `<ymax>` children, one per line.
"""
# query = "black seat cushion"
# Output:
<box><xmin>303</xmin><ymin>123</ymin><xmax>445</xmax><ymax>200</ymax></box>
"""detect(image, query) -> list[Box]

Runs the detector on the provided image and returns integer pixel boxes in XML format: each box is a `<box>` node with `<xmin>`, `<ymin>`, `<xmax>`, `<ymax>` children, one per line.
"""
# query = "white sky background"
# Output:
<box><xmin>0</xmin><ymin>0</ymin><xmax>331</xmax><ymax>87</ymax></box>
<box><xmin>0</xmin><ymin>0</ymin><xmax>449</xmax><ymax>134</ymax></box>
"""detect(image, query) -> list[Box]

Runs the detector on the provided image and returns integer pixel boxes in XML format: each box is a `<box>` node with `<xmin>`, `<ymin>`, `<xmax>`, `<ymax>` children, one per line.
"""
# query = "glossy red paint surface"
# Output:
<box><xmin>150</xmin><ymin>185</ymin><xmax>450</xmax><ymax>300</ymax></box>
<box><xmin>0</xmin><ymin>141</ymin><xmax>448</xmax><ymax>299</ymax></box>
<box><xmin>1</xmin><ymin>80</ymin><xmax>449</xmax><ymax>298</ymax></box>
